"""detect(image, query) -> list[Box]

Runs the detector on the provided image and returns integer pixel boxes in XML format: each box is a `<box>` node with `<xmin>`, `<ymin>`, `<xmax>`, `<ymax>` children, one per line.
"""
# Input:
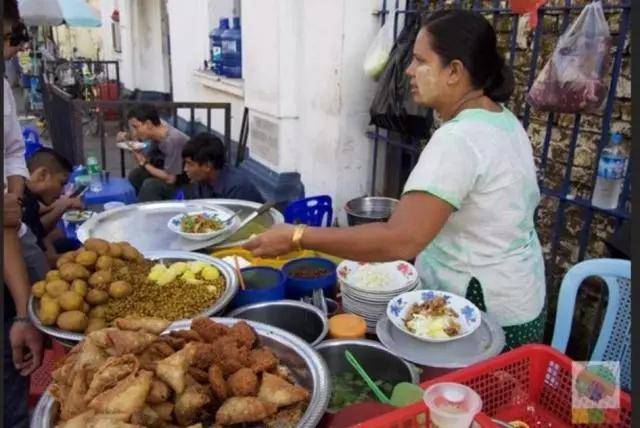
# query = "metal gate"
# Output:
<box><xmin>370</xmin><ymin>0</ymin><xmax>631</xmax><ymax>352</ymax></box>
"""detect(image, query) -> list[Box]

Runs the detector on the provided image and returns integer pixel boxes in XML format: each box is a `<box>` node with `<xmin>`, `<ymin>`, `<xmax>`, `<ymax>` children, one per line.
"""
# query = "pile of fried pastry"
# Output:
<box><xmin>50</xmin><ymin>316</ymin><xmax>310</xmax><ymax>428</ymax></box>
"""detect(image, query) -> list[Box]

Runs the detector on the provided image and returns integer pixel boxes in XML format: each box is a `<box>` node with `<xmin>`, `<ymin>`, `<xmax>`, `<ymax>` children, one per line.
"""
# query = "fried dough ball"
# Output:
<box><xmin>95</xmin><ymin>255</ymin><xmax>114</xmax><ymax>271</ymax></box>
<box><xmin>227</xmin><ymin>368</ymin><xmax>258</xmax><ymax>397</ymax></box>
<box><xmin>75</xmin><ymin>250</ymin><xmax>98</xmax><ymax>267</ymax></box>
<box><xmin>191</xmin><ymin>317</ymin><xmax>230</xmax><ymax>343</ymax></box>
<box><xmin>191</xmin><ymin>343</ymin><xmax>216</xmax><ymax>370</ymax></box>
<box><xmin>59</xmin><ymin>263</ymin><xmax>90</xmax><ymax>281</ymax></box>
<box><xmin>250</xmin><ymin>347</ymin><xmax>279</xmax><ymax>373</ymax></box>
<box><xmin>107</xmin><ymin>243</ymin><xmax>123</xmax><ymax>258</ymax></box>
<box><xmin>46</xmin><ymin>270</ymin><xmax>61</xmax><ymax>282</ymax></box>
<box><xmin>84</xmin><ymin>238</ymin><xmax>110</xmax><ymax>255</ymax></box>
<box><xmin>228</xmin><ymin>321</ymin><xmax>257</xmax><ymax>348</ymax></box>
<box><xmin>32</xmin><ymin>281</ymin><xmax>47</xmax><ymax>298</ymax></box>
<box><xmin>211</xmin><ymin>337</ymin><xmax>251</xmax><ymax>376</ymax></box>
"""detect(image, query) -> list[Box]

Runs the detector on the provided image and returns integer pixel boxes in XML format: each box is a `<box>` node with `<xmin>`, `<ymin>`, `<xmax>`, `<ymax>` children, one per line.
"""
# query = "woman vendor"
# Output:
<box><xmin>245</xmin><ymin>10</ymin><xmax>546</xmax><ymax>350</ymax></box>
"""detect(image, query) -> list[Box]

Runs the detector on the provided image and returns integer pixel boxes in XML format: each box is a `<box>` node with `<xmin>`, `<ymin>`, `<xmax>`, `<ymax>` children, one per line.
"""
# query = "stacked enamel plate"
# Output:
<box><xmin>337</xmin><ymin>260</ymin><xmax>420</xmax><ymax>333</ymax></box>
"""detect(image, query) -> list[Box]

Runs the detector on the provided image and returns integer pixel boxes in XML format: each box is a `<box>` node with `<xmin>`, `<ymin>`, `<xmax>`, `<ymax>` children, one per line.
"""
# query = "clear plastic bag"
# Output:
<box><xmin>363</xmin><ymin>10</ymin><xmax>397</xmax><ymax>80</ymax></box>
<box><xmin>526</xmin><ymin>1</ymin><xmax>612</xmax><ymax>113</ymax></box>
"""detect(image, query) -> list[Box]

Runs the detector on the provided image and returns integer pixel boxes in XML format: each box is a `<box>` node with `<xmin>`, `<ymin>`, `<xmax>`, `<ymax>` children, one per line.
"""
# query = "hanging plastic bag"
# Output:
<box><xmin>369</xmin><ymin>15</ymin><xmax>433</xmax><ymax>138</ymax></box>
<box><xmin>363</xmin><ymin>10</ymin><xmax>397</xmax><ymax>80</ymax></box>
<box><xmin>526</xmin><ymin>1</ymin><xmax>612</xmax><ymax>114</ymax></box>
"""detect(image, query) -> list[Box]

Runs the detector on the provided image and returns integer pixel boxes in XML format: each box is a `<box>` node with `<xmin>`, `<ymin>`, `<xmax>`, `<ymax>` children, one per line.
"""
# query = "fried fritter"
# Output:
<box><xmin>228</xmin><ymin>321</ymin><xmax>257</xmax><ymax>348</ymax></box>
<box><xmin>187</xmin><ymin>367</ymin><xmax>210</xmax><ymax>384</ymax></box>
<box><xmin>191</xmin><ymin>317</ymin><xmax>230</xmax><ymax>343</ymax></box>
<box><xmin>258</xmin><ymin>372</ymin><xmax>310</xmax><ymax>408</ymax></box>
<box><xmin>208</xmin><ymin>364</ymin><xmax>228</xmax><ymax>401</ymax></box>
<box><xmin>227</xmin><ymin>367</ymin><xmax>258</xmax><ymax>397</ymax></box>
<box><xmin>211</xmin><ymin>337</ymin><xmax>251</xmax><ymax>376</ymax></box>
<box><xmin>174</xmin><ymin>384</ymin><xmax>211</xmax><ymax>426</ymax></box>
<box><xmin>250</xmin><ymin>347</ymin><xmax>279</xmax><ymax>373</ymax></box>
<box><xmin>146</xmin><ymin>377</ymin><xmax>171</xmax><ymax>404</ymax></box>
<box><xmin>191</xmin><ymin>343</ymin><xmax>216</xmax><ymax>370</ymax></box>
<box><xmin>169</xmin><ymin>329</ymin><xmax>203</xmax><ymax>343</ymax></box>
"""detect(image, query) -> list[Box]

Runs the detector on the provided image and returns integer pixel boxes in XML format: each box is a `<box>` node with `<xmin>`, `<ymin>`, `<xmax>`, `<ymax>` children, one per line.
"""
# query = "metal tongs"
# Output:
<box><xmin>302</xmin><ymin>289</ymin><xmax>328</xmax><ymax>315</ymax></box>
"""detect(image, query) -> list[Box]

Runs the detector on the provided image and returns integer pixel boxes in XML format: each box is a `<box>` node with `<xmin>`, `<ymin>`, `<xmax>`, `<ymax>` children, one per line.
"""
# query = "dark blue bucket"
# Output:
<box><xmin>230</xmin><ymin>266</ymin><xmax>286</xmax><ymax>309</ymax></box>
<box><xmin>282</xmin><ymin>257</ymin><xmax>337</xmax><ymax>300</ymax></box>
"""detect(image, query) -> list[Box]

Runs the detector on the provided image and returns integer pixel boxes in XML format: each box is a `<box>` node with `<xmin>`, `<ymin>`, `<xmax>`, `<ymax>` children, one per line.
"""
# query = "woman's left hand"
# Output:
<box><xmin>243</xmin><ymin>224</ymin><xmax>296</xmax><ymax>257</ymax></box>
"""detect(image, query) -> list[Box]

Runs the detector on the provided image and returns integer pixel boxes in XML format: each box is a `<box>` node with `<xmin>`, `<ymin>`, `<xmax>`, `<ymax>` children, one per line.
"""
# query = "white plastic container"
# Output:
<box><xmin>423</xmin><ymin>382</ymin><xmax>482</xmax><ymax>428</ymax></box>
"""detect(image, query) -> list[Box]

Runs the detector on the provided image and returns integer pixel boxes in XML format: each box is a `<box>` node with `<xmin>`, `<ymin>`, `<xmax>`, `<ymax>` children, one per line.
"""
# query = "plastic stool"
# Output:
<box><xmin>28</xmin><ymin>341</ymin><xmax>67</xmax><ymax>408</ymax></box>
<box><xmin>284</xmin><ymin>195</ymin><xmax>333</xmax><ymax>227</ymax></box>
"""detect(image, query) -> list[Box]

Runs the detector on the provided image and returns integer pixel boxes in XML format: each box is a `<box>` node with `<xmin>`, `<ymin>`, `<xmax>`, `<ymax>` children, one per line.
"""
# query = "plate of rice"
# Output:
<box><xmin>336</xmin><ymin>260</ymin><xmax>418</xmax><ymax>295</ymax></box>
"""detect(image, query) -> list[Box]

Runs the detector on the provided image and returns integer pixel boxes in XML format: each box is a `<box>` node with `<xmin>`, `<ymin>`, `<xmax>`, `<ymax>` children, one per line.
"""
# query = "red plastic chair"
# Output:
<box><xmin>28</xmin><ymin>341</ymin><xmax>67</xmax><ymax>408</ymax></box>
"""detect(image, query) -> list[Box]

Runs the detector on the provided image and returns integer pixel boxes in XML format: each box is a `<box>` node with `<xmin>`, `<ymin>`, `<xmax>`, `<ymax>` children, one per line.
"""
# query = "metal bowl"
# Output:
<box><xmin>28</xmin><ymin>251</ymin><xmax>238</xmax><ymax>345</ymax></box>
<box><xmin>228</xmin><ymin>300</ymin><xmax>329</xmax><ymax>347</ymax></box>
<box><xmin>31</xmin><ymin>318</ymin><xmax>331</xmax><ymax>428</ymax></box>
<box><xmin>344</xmin><ymin>196</ymin><xmax>399</xmax><ymax>226</ymax></box>
<box><xmin>315</xmin><ymin>339</ymin><xmax>419</xmax><ymax>412</ymax></box>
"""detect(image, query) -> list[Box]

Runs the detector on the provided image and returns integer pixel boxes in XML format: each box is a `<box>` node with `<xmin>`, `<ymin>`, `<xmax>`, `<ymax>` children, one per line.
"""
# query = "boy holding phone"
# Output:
<box><xmin>22</xmin><ymin>148</ymin><xmax>83</xmax><ymax>264</ymax></box>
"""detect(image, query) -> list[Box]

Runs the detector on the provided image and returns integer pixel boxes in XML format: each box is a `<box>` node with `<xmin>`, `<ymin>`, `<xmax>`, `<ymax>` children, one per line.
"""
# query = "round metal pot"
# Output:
<box><xmin>228</xmin><ymin>300</ymin><xmax>329</xmax><ymax>347</ymax></box>
<box><xmin>31</xmin><ymin>317</ymin><xmax>331</xmax><ymax>428</ymax></box>
<box><xmin>344</xmin><ymin>196</ymin><xmax>399</xmax><ymax>226</ymax></box>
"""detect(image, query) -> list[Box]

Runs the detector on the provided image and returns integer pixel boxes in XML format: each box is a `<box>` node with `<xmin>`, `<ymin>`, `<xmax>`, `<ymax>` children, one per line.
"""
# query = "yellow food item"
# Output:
<box><xmin>156</xmin><ymin>269</ymin><xmax>178</xmax><ymax>286</ymax></box>
<box><xmin>109</xmin><ymin>281</ymin><xmax>133</xmax><ymax>298</ymax></box>
<box><xmin>95</xmin><ymin>255</ymin><xmax>114</xmax><ymax>271</ymax></box>
<box><xmin>86</xmin><ymin>289</ymin><xmax>109</xmax><ymax>305</ymax></box>
<box><xmin>58</xmin><ymin>291</ymin><xmax>84</xmax><ymax>311</ymax></box>
<box><xmin>86</xmin><ymin>317</ymin><xmax>108</xmax><ymax>333</ymax></box>
<box><xmin>56</xmin><ymin>311</ymin><xmax>89</xmax><ymax>332</ymax></box>
<box><xmin>169</xmin><ymin>262</ymin><xmax>188</xmax><ymax>275</ymax></box>
<box><xmin>121</xmin><ymin>245</ymin><xmax>141</xmax><ymax>262</ymax></box>
<box><xmin>59</xmin><ymin>263</ymin><xmax>91</xmax><ymax>281</ymax></box>
<box><xmin>83</xmin><ymin>302</ymin><xmax>90</xmax><ymax>313</ymax></box>
<box><xmin>328</xmin><ymin>314</ymin><xmax>367</xmax><ymax>339</ymax></box>
<box><xmin>75</xmin><ymin>250</ymin><xmax>98</xmax><ymax>267</ymax></box>
<box><xmin>45</xmin><ymin>279</ymin><xmax>70</xmax><ymax>298</ymax></box>
<box><xmin>38</xmin><ymin>298</ymin><xmax>61</xmax><ymax>325</ymax></box>
<box><xmin>201</xmin><ymin>266</ymin><xmax>220</xmax><ymax>281</ymax></box>
<box><xmin>56</xmin><ymin>252</ymin><xmax>77</xmax><ymax>269</ymax></box>
<box><xmin>32</xmin><ymin>281</ymin><xmax>47</xmax><ymax>298</ymax></box>
<box><xmin>89</xmin><ymin>305</ymin><xmax>107</xmax><ymax>319</ymax></box>
<box><xmin>181</xmin><ymin>270</ymin><xmax>196</xmax><ymax>281</ymax></box>
<box><xmin>148</xmin><ymin>265</ymin><xmax>167</xmax><ymax>282</ymax></box>
<box><xmin>46</xmin><ymin>270</ymin><xmax>62</xmax><ymax>282</ymax></box>
<box><xmin>85</xmin><ymin>238</ymin><xmax>110</xmax><ymax>255</ymax></box>
<box><xmin>71</xmin><ymin>279</ymin><xmax>88</xmax><ymax>297</ymax></box>
<box><xmin>89</xmin><ymin>270</ymin><xmax>112</xmax><ymax>287</ymax></box>
<box><xmin>40</xmin><ymin>293</ymin><xmax>57</xmax><ymax>306</ymax></box>
<box><xmin>188</xmin><ymin>261</ymin><xmax>207</xmax><ymax>274</ymax></box>
<box><xmin>108</xmin><ymin>243</ymin><xmax>123</xmax><ymax>258</ymax></box>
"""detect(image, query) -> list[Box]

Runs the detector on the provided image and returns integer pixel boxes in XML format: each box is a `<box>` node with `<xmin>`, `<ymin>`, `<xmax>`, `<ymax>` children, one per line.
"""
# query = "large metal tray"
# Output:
<box><xmin>76</xmin><ymin>199</ymin><xmax>284</xmax><ymax>252</ymax></box>
<box><xmin>31</xmin><ymin>318</ymin><xmax>331</xmax><ymax>428</ymax></box>
<box><xmin>28</xmin><ymin>251</ymin><xmax>238</xmax><ymax>344</ymax></box>
<box><xmin>376</xmin><ymin>313</ymin><xmax>505</xmax><ymax>368</ymax></box>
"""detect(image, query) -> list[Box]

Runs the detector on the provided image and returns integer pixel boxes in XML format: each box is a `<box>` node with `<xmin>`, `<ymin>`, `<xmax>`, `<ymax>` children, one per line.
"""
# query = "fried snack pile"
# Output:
<box><xmin>50</xmin><ymin>317</ymin><xmax>310</xmax><ymax>427</ymax></box>
<box><xmin>32</xmin><ymin>239</ymin><xmax>226</xmax><ymax>334</ymax></box>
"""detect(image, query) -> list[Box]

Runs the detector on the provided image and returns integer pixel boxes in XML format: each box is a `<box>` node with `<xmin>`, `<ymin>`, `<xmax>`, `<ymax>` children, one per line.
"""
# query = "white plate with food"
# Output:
<box><xmin>62</xmin><ymin>210</ymin><xmax>94</xmax><ymax>224</ymax></box>
<box><xmin>167</xmin><ymin>209</ymin><xmax>235</xmax><ymax>241</ymax></box>
<box><xmin>387</xmin><ymin>290</ymin><xmax>482</xmax><ymax>343</ymax></box>
<box><xmin>337</xmin><ymin>260</ymin><xmax>418</xmax><ymax>295</ymax></box>
<box><xmin>116</xmin><ymin>141</ymin><xmax>147</xmax><ymax>152</ymax></box>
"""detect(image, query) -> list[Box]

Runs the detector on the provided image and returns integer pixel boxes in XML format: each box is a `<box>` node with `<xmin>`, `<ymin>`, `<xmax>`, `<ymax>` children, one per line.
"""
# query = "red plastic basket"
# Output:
<box><xmin>358</xmin><ymin>344</ymin><xmax>631</xmax><ymax>428</ymax></box>
<box><xmin>28</xmin><ymin>341</ymin><xmax>67</xmax><ymax>408</ymax></box>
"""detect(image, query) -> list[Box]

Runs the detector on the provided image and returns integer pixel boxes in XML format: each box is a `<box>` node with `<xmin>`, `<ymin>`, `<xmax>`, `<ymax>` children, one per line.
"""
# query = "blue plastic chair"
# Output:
<box><xmin>284</xmin><ymin>195</ymin><xmax>333</xmax><ymax>227</ymax></box>
<box><xmin>550</xmin><ymin>258</ymin><xmax>631</xmax><ymax>391</ymax></box>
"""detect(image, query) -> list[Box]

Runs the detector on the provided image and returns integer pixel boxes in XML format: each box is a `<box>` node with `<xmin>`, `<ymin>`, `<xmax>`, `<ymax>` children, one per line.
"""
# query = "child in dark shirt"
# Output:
<box><xmin>22</xmin><ymin>148</ymin><xmax>83</xmax><ymax>266</ymax></box>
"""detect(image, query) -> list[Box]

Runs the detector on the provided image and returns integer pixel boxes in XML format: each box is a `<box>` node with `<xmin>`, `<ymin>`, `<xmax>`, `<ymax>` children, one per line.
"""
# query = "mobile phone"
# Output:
<box><xmin>71</xmin><ymin>185</ymin><xmax>88</xmax><ymax>198</ymax></box>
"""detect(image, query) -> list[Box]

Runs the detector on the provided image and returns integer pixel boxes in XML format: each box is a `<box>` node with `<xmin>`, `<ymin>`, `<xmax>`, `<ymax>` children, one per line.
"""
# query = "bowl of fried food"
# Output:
<box><xmin>168</xmin><ymin>210</ymin><xmax>235</xmax><ymax>241</ymax></box>
<box><xmin>31</xmin><ymin>316</ymin><xmax>331</xmax><ymax>427</ymax></box>
<box><xmin>28</xmin><ymin>238</ymin><xmax>238</xmax><ymax>345</ymax></box>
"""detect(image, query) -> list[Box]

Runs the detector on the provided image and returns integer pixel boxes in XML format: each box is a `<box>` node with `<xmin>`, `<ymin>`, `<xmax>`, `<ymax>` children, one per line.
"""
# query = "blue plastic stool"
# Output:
<box><xmin>284</xmin><ymin>195</ymin><xmax>333</xmax><ymax>227</ymax></box>
<box><xmin>550</xmin><ymin>258</ymin><xmax>631</xmax><ymax>391</ymax></box>
<box><xmin>23</xmin><ymin>127</ymin><xmax>43</xmax><ymax>159</ymax></box>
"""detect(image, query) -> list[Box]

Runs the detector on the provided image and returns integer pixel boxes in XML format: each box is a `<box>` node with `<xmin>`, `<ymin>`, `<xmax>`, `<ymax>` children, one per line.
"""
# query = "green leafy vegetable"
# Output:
<box><xmin>329</xmin><ymin>371</ymin><xmax>395</xmax><ymax>412</ymax></box>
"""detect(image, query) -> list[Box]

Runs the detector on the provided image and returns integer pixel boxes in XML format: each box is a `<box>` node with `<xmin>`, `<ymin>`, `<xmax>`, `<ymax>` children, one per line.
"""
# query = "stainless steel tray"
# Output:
<box><xmin>376</xmin><ymin>313</ymin><xmax>505</xmax><ymax>368</ymax></box>
<box><xmin>28</xmin><ymin>251</ymin><xmax>238</xmax><ymax>344</ymax></box>
<box><xmin>31</xmin><ymin>318</ymin><xmax>331</xmax><ymax>428</ymax></box>
<box><xmin>76</xmin><ymin>199</ymin><xmax>284</xmax><ymax>252</ymax></box>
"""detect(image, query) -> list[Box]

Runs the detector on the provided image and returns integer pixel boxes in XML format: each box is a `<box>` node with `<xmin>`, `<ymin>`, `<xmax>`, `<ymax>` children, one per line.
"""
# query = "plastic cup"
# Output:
<box><xmin>423</xmin><ymin>382</ymin><xmax>482</xmax><ymax>428</ymax></box>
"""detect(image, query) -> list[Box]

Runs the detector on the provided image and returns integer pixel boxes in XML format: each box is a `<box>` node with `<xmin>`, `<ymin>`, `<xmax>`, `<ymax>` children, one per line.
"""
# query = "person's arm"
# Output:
<box><xmin>245</xmin><ymin>192</ymin><xmax>453</xmax><ymax>261</ymax></box>
<box><xmin>133</xmin><ymin>152</ymin><xmax>176</xmax><ymax>185</ymax></box>
<box><xmin>39</xmin><ymin>196</ymin><xmax>83</xmax><ymax>234</ymax></box>
<box><xmin>4</xmin><ymin>79</ymin><xmax>29</xmax><ymax>197</ymax></box>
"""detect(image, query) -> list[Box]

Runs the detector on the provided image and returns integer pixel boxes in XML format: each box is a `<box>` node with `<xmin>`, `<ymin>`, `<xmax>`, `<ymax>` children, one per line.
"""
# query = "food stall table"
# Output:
<box><xmin>82</xmin><ymin>177</ymin><xmax>136</xmax><ymax>207</ymax></box>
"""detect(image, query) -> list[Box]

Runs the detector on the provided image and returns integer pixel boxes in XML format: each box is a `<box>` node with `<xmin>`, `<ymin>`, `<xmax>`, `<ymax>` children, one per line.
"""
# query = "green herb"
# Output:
<box><xmin>329</xmin><ymin>371</ymin><xmax>395</xmax><ymax>412</ymax></box>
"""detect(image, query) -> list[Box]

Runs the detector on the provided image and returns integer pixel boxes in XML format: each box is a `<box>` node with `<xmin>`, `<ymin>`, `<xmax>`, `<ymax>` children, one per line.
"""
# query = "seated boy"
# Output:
<box><xmin>22</xmin><ymin>148</ymin><xmax>83</xmax><ymax>266</ymax></box>
<box><xmin>182</xmin><ymin>133</ymin><xmax>264</xmax><ymax>203</ymax></box>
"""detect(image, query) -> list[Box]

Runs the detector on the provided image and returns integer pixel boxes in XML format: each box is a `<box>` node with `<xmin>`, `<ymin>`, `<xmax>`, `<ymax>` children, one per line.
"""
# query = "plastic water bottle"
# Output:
<box><xmin>210</xmin><ymin>18</ymin><xmax>229</xmax><ymax>75</ymax></box>
<box><xmin>592</xmin><ymin>133</ymin><xmax>628</xmax><ymax>210</ymax></box>
<box><xmin>221</xmin><ymin>17</ymin><xmax>242</xmax><ymax>78</ymax></box>
<box><xmin>86</xmin><ymin>155</ymin><xmax>103</xmax><ymax>192</ymax></box>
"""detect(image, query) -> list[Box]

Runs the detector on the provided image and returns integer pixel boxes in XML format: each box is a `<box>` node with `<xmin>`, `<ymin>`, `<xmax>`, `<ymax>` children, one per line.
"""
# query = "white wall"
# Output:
<box><xmin>99</xmin><ymin>0</ymin><xmax>169</xmax><ymax>93</ymax></box>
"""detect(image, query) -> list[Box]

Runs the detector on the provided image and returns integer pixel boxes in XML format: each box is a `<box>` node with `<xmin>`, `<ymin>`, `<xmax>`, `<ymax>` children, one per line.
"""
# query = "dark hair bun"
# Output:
<box><xmin>484</xmin><ymin>55</ymin><xmax>515</xmax><ymax>103</ymax></box>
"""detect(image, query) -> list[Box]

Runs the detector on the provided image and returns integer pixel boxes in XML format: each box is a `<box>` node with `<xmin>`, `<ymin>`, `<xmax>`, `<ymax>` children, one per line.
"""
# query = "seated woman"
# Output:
<box><xmin>181</xmin><ymin>133</ymin><xmax>264</xmax><ymax>203</ymax></box>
